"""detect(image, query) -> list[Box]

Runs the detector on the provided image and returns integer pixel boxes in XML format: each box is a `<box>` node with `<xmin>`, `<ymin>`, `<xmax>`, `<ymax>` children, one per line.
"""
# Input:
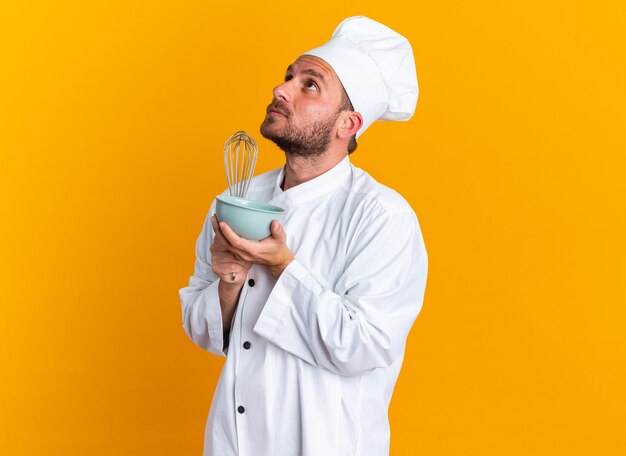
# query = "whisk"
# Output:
<box><xmin>223</xmin><ymin>131</ymin><xmax>258</xmax><ymax>199</ymax></box>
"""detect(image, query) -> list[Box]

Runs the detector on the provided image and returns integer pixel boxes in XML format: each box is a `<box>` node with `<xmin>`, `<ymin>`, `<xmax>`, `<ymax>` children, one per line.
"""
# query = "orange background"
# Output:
<box><xmin>1</xmin><ymin>1</ymin><xmax>625</xmax><ymax>454</ymax></box>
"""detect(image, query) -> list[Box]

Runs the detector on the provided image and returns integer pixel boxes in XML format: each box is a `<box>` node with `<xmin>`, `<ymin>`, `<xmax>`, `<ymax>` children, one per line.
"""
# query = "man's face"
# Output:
<box><xmin>260</xmin><ymin>55</ymin><xmax>346</xmax><ymax>158</ymax></box>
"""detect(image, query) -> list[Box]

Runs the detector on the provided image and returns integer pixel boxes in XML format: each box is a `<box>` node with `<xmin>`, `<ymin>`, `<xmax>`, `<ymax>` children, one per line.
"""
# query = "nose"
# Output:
<box><xmin>273</xmin><ymin>80</ymin><xmax>291</xmax><ymax>102</ymax></box>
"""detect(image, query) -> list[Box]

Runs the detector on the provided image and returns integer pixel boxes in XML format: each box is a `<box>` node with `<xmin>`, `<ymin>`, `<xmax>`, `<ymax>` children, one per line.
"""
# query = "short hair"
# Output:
<box><xmin>339</xmin><ymin>86</ymin><xmax>358</xmax><ymax>154</ymax></box>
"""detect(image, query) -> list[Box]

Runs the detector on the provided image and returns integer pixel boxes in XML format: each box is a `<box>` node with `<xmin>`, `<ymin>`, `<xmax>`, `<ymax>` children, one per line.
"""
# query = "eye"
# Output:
<box><xmin>284</xmin><ymin>74</ymin><xmax>293</xmax><ymax>82</ymax></box>
<box><xmin>305</xmin><ymin>80</ymin><xmax>319</xmax><ymax>91</ymax></box>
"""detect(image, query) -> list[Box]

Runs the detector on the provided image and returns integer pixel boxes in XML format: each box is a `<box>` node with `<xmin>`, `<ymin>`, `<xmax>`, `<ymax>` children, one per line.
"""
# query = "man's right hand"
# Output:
<box><xmin>210</xmin><ymin>214</ymin><xmax>251</xmax><ymax>286</ymax></box>
<box><xmin>210</xmin><ymin>214</ymin><xmax>251</xmax><ymax>331</ymax></box>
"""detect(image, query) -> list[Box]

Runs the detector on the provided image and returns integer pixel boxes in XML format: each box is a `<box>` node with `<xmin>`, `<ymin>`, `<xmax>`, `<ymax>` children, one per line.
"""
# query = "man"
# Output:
<box><xmin>179</xmin><ymin>16</ymin><xmax>428</xmax><ymax>456</ymax></box>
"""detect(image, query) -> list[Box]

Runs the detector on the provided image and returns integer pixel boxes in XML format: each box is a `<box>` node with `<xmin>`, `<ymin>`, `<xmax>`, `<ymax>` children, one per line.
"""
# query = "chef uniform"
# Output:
<box><xmin>179</xmin><ymin>16</ymin><xmax>428</xmax><ymax>456</ymax></box>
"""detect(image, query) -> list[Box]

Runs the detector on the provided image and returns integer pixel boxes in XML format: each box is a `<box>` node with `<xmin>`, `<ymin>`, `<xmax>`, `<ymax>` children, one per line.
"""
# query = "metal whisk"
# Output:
<box><xmin>224</xmin><ymin>131</ymin><xmax>258</xmax><ymax>199</ymax></box>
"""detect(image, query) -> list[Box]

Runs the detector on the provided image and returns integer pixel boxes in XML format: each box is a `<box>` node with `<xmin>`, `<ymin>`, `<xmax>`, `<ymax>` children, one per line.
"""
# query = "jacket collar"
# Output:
<box><xmin>270</xmin><ymin>155</ymin><xmax>352</xmax><ymax>206</ymax></box>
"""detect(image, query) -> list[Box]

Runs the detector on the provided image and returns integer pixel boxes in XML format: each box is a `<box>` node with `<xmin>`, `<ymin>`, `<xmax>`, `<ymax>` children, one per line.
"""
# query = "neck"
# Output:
<box><xmin>281</xmin><ymin>151</ymin><xmax>348</xmax><ymax>191</ymax></box>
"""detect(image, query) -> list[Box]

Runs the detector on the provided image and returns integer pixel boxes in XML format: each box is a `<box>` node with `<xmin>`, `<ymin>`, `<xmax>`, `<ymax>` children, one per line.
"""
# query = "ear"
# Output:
<box><xmin>337</xmin><ymin>111</ymin><xmax>363</xmax><ymax>140</ymax></box>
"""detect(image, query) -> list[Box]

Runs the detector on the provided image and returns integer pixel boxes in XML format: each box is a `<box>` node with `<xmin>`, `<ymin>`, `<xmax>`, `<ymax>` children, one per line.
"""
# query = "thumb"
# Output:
<box><xmin>271</xmin><ymin>220</ymin><xmax>286</xmax><ymax>241</ymax></box>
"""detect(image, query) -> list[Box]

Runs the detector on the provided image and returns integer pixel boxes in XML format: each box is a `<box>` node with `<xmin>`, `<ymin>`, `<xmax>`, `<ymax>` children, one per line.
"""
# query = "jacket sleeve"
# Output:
<box><xmin>253</xmin><ymin>207</ymin><xmax>428</xmax><ymax>376</ymax></box>
<box><xmin>179</xmin><ymin>202</ymin><xmax>228</xmax><ymax>357</ymax></box>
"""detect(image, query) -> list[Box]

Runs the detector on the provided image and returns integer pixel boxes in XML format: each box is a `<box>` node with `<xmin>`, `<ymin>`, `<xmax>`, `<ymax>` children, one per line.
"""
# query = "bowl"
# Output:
<box><xmin>216</xmin><ymin>195</ymin><xmax>285</xmax><ymax>241</ymax></box>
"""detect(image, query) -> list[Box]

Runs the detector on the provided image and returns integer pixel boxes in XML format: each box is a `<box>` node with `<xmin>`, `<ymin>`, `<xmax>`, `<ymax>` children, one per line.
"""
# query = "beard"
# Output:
<box><xmin>260</xmin><ymin>101</ymin><xmax>340</xmax><ymax>158</ymax></box>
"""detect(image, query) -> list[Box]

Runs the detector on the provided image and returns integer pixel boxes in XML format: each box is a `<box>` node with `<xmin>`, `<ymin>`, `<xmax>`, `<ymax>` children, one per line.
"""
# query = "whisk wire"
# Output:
<box><xmin>223</xmin><ymin>131</ymin><xmax>258</xmax><ymax>199</ymax></box>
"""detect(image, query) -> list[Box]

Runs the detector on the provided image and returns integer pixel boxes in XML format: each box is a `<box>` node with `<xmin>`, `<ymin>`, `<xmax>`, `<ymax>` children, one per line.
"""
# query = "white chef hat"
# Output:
<box><xmin>304</xmin><ymin>16</ymin><xmax>419</xmax><ymax>139</ymax></box>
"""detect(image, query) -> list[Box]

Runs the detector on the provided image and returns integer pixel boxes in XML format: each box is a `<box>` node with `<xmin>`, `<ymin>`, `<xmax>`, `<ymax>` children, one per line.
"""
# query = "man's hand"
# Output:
<box><xmin>210</xmin><ymin>214</ymin><xmax>254</xmax><ymax>332</ymax></box>
<box><xmin>210</xmin><ymin>215</ymin><xmax>252</xmax><ymax>286</ymax></box>
<box><xmin>215</xmin><ymin>214</ymin><xmax>294</xmax><ymax>280</ymax></box>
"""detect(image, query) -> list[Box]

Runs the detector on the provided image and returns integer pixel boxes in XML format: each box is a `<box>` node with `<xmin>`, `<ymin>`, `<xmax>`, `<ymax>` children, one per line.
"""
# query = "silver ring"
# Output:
<box><xmin>230</xmin><ymin>272</ymin><xmax>237</xmax><ymax>282</ymax></box>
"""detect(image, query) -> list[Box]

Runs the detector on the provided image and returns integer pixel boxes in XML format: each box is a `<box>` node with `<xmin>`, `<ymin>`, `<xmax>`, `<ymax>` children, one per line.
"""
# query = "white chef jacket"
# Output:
<box><xmin>179</xmin><ymin>155</ymin><xmax>428</xmax><ymax>456</ymax></box>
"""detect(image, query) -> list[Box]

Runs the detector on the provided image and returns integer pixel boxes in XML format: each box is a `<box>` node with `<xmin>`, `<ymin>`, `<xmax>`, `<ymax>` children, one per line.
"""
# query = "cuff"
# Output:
<box><xmin>253</xmin><ymin>259</ymin><xmax>310</xmax><ymax>340</ymax></box>
<box><xmin>206</xmin><ymin>279</ymin><xmax>227</xmax><ymax>357</ymax></box>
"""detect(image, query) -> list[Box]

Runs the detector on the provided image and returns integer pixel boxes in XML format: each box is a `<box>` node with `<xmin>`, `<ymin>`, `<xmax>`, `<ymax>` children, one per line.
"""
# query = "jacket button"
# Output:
<box><xmin>248</xmin><ymin>278</ymin><xmax>255</xmax><ymax>287</ymax></box>
<box><xmin>237</xmin><ymin>406</ymin><xmax>245</xmax><ymax>414</ymax></box>
<box><xmin>243</xmin><ymin>341</ymin><xmax>251</xmax><ymax>349</ymax></box>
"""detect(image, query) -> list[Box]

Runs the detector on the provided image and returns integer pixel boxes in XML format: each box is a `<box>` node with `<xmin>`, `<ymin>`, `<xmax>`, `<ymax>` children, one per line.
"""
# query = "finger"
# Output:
<box><xmin>213</xmin><ymin>252</ymin><xmax>248</xmax><ymax>267</ymax></box>
<box><xmin>219</xmin><ymin>221</ymin><xmax>254</xmax><ymax>260</ymax></box>
<box><xmin>219</xmin><ymin>221</ymin><xmax>243</xmax><ymax>248</ymax></box>
<box><xmin>211</xmin><ymin>238</ymin><xmax>249</xmax><ymax>264</ymax></box>
<box><xmin>211</xmin><ymin>214</ymin><xmax>234</xmax><ymax>247</ymax></box>
<box><xmin>270</xmin><ymin>220</ymin><xmax>286</xmax><ymax>242</ymax></box>
<box><xmin>211</xmin><ymin>214</ymin><xmax>224</xmax><ymax>239</ymax></box>
<box><xmin>212</xmin><ymin>254</ymin><xmax>251</xmax><ymax>274</ymax></box>
<box><xmin>220</xmin><ymin>270</ymin><xmax>241</xmax><ymax>284</ymax></box>
<box><xmin>214</xmin><ymin>262</ymin><xmax>246</xmax><ymax>274</ymax></box>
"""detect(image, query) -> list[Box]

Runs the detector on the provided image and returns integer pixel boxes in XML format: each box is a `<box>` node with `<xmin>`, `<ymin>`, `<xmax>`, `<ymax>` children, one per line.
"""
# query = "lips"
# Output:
<box><xmin>268</xmin><ymin>109</ymin><xmax>287</xmax><ymax>117</ymax></box>
<box><xmin>266</xmin><ymin>102</ymin><xmax>290</xmax><ymax>118</ymax></box>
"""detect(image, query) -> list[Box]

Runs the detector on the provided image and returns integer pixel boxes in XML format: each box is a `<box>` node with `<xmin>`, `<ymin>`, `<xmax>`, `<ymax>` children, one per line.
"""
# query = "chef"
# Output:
<box><xmin>179</xmin><ymin>16</ymin><xmax>428</xmax><ymax>456</ymax></box>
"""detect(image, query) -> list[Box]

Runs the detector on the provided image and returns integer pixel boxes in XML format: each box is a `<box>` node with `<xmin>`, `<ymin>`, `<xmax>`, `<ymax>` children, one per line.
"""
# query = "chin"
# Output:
<box><xmin>260</xmin><ymin>121</ymin><xmax>281</xmax><ymax>140</ymax></box>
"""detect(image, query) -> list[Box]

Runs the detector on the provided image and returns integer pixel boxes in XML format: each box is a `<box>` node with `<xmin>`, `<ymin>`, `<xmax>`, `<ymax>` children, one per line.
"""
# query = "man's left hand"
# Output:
<box><xmin>214</xmin><ymin>214</ymin><xmax>294</xmax><ymax>280</ymax></box>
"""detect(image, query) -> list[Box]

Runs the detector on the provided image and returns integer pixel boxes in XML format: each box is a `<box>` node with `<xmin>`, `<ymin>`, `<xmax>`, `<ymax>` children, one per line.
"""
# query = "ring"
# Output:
<box><xmin>230</xmin><ymin>272</ymin><xmax>237</xmax><ymax>282</ymax></box>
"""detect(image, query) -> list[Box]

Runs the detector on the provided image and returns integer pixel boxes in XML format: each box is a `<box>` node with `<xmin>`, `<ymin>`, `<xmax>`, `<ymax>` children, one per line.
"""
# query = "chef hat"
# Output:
<box><xmin>304</xmin><ymin>16</ymin><xmax>419</xmax><ymax>139</ymax></box>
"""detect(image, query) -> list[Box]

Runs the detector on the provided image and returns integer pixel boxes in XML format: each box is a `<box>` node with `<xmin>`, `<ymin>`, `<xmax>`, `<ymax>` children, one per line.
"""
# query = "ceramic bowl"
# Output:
<box><xmin>216</xmin><ymin>195</ymin><xmax>285</xmax><ymax>241</ymax></box>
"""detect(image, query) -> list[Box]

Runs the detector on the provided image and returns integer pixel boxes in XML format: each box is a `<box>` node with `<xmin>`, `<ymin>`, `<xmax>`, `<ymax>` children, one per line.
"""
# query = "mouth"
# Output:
<box><xmin>268</xmin><ymin>109</ymin><xmax>287</xmax><ymax>118</ymax></box>
<box><xmin>266</xmin><ymin>102</ymin><xmax>290</xmax><ymax>118</ymax></box>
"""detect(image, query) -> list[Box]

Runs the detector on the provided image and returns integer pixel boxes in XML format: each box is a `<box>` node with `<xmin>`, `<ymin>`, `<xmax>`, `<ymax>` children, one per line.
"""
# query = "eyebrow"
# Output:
<box><xmin>285</xmin><ymin>65</ymin><xmax>328</xmax><ymax>88</ymax></box>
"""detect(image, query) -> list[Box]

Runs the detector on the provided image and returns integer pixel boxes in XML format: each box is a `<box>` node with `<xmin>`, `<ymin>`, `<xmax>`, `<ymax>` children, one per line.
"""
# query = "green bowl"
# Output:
<box><xmin>216</xmin><ymin>195</ymin><xmax>285</xmax><ymax>241</ymax></box>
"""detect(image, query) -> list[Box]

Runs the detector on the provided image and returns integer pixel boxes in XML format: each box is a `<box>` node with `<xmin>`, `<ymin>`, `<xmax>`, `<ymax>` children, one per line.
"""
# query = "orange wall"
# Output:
<box><xmin>1</xmin><ymin>1</ymin><xmax>625</xmax><ymax>454</ymax></box>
